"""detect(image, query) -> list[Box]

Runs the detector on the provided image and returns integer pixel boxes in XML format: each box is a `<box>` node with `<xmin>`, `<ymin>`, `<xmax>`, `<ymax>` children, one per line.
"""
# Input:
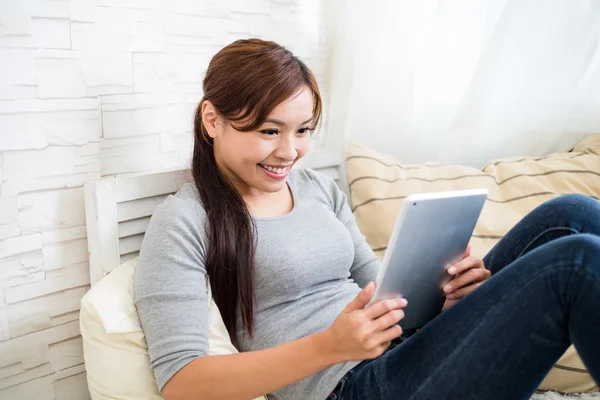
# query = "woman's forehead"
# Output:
<box><xmin>267</xmin><ymin>89</ymin><xmax>314</xmax><ymax>123</ymax></box>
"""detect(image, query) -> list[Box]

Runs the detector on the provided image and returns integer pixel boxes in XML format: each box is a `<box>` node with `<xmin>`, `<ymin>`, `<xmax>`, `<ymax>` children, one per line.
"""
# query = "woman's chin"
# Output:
<box><xmin>259</xmin><ymin>179</ymin><xmax>288</xmax><ymax>193</ymax></box>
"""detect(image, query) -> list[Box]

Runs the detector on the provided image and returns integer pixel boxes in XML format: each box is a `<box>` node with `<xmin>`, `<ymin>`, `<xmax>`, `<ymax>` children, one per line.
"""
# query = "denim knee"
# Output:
<box><xmin>545</xmin><ymin>193</ymin><xmax>600</xmax><ymax>213</ymax></box>
<box><xmin>566</xmin><ymin>234</ymin><xmax>600</xmax><ymax>275</ymax></box>
<box><xmin>537</xmin><ymin>194</ymin><xmax>600</xmax><ymax>233</ymax></box>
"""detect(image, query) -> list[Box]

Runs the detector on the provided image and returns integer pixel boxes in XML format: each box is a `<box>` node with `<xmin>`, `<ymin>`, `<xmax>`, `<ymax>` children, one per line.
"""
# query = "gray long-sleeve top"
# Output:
<box><xmin>134</xmin><ymin>168</ymin><xmax>381</xmax><ymax>400</ymax></box>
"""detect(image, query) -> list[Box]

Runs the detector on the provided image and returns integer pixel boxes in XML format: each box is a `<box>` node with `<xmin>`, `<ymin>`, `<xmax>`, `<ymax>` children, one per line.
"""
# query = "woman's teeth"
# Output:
<box><xmin>260</xmin><ymin>164</ymin><xmax>288</xmax><ymax>174</ymax></box>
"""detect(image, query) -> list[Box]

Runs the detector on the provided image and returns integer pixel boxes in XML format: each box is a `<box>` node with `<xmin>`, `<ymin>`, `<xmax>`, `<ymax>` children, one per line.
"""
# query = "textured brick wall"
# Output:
<box><xmin>0</xmin><ymin>1</ymin><xmax>328</xmax><ymax>398</ymax></box>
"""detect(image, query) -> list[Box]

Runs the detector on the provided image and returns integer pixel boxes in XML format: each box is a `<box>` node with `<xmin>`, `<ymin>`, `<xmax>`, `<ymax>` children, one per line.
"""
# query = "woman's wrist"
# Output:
<box><xmin>310</xmin><ymin>328</ymin><xmax>345</xmax><ymax>366</ymax></box>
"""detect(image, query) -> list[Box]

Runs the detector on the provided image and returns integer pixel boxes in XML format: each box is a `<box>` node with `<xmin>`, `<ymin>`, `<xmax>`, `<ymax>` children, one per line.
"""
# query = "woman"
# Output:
<box><xmin>134</xmin><ymin>39</ymin><xmax>600</xmax><ymax>400</ymax></box>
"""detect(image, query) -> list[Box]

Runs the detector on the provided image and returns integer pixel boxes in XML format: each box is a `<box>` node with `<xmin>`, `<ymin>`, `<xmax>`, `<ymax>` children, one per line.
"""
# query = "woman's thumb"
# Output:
<box><xmin>346</xmin><ymin>282</ymin><xmax>375</xmax><ymax>311</ymax></box>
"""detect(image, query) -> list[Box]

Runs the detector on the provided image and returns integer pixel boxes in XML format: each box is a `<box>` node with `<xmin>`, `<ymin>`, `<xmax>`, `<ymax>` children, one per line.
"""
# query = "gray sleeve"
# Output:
<box><xmin>305</xmin><ymin>169</ymin><xmax>381</xmax><ymax>288</ymax></box>
<box><xmin>133</xmin><ymin>193</ymin><xmax>210</xmax><ymax>391</ymax></box>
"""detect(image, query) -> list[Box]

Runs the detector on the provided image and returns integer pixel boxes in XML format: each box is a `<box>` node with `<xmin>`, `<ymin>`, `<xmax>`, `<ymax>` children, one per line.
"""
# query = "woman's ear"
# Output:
<box><xmin>201</xmin><ymin>100</ymin><xmax>220</xmax><ymax>139</ymax></box>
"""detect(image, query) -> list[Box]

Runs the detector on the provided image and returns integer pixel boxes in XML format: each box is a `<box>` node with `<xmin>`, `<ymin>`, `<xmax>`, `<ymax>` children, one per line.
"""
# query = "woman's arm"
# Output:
<box><xmin>163</xmin><ymin>329</ymin><xmax>339</xmax><ymax>400</ymax></box>
<box><xmin>163</xmin><ymin>283</ymin><xmax>408</xmax><ymax>400</ymax></box>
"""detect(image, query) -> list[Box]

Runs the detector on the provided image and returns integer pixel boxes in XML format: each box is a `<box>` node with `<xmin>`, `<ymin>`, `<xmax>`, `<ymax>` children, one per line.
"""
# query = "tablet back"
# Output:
<box><xmin>370</xmin><ymin>189</ymin><xmax>487</xmax><ymax>330</ymax></box>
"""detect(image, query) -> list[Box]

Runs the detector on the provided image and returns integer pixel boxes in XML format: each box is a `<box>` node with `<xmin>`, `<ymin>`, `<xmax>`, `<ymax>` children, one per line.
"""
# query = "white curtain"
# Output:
<box><xmin>326</xmin><ymin>0</ymin><xmax>600</xmax><ymax>167</ymax></box>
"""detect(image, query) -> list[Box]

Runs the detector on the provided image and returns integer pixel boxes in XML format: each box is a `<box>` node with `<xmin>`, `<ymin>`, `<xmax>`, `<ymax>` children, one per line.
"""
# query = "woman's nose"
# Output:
<box><xmin>275</xmin><ymin>137</ymin><xmax>298</xmax><ymax>161</ymax></box>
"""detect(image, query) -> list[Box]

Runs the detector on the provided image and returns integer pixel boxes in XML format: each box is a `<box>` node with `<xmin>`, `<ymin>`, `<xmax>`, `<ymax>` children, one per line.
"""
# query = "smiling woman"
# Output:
<box><xmin>132</xmin><ymin>38</ymin><xmax>600</xmax><ymax>400</ymax></box>
<box><xmin>135</xmin><ymin>39</ymin><xmax>377</xmax><ymax>400</ymax></box>
<box><xmin>192</xmin><ymin>39</ymin><xmax>322</xmax><ymax>346</ymax></box>
<box><xmin>202</xmin><ymin>89</ymin><xmax>316</xmax><ymax>194</ymax></box>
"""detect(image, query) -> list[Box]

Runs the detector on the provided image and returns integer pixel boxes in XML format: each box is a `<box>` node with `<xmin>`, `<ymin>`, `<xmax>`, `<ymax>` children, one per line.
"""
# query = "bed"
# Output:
<box><xmin>81</xmin><ymin>144</ymin><xmax>594</xmax><ymax>400</ymax></box>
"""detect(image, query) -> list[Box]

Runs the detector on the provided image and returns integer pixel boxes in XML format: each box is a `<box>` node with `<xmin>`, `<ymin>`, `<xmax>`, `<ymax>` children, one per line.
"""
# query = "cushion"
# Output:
<box><xmin>345</xmin><ymin>134</ymin><xmax>600</xmax><ymax>394</ymax></box>
<box><xmin>80</xmin><ymin>257</ymin><xmax>268</xmax><ymax>400</ymax></box>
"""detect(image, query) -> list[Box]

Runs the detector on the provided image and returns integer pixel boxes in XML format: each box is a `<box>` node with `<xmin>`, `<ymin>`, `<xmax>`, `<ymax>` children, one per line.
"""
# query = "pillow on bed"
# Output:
<box><xmin>345</xmin><ymin>134</ymin><xmax>600</xmax><ymax>394</ymax></box>
<box><xmin>346</xmin><ymin>135</ymin><xmax>600</xmax><ymax>261</ymax></box>
<box><xmin>79</xmin><ymin>257</ymin><xmax>268</xmax><ymax>400</ymax></box>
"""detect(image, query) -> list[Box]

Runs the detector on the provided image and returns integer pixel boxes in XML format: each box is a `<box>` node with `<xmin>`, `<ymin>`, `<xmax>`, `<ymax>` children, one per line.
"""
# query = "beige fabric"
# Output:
<box><xmin>80</xmin><ymin>257</ymin><xmax>268</xmax><ymax>400</ymax></box>
<box><xmin>346</xmin><ymin>134</ymin><xmax>600</xmax><ymax>394</ymax></box>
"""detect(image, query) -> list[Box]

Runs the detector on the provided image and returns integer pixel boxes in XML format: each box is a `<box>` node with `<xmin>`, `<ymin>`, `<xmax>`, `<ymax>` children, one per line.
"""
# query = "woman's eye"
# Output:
<box><xmin>298</xmin><ymin>127</ymin><xmax>313</xmax><ymax>135</ymax></box>
<box><xmin>259</xmin><ymin>129</ymin><xmax>279</xmax><ymax>136</ymax></box>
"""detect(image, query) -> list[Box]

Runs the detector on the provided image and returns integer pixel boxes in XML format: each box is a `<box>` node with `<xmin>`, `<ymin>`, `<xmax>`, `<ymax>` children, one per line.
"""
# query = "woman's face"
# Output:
<box><xmin>203</xmin><ymin>88</ymin><xmax>314</xmax><ymax>196</ymax></box>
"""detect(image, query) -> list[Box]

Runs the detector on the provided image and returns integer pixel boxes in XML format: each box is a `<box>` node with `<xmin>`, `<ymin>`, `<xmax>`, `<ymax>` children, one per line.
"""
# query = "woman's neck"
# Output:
<box><xmin>243</xmin><ymin>184</ymin><xmax>294</xmax><ymax>218</ymax></box>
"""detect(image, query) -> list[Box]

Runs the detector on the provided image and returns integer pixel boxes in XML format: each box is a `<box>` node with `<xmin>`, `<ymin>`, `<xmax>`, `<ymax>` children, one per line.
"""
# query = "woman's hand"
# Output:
<box><xmin>324</xmin><ymin>282</ymin><xmax>407</xmax><ymax>362</ymax></box>
<box><xmin>442</xmin><ymin>244</ymin><xmax>491</xmax><ymax>311</ymax></box>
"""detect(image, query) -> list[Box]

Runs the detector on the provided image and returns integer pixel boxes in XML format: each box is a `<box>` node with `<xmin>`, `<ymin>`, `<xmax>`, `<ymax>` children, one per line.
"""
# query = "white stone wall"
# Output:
<box><xmin>0</xmin><ymin>1</ymin><xmax>329</xmax><ymax>398</ymax></box>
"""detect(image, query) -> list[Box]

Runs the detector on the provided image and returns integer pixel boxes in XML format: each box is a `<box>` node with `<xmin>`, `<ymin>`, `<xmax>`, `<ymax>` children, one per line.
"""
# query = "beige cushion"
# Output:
<box><xmin>80</xmin><ymin>257</ymin><xmax>268</xmax><ymax>400</ymax></box>
<box><xmin>346</xmin><ymin>134</ymin><xmax>600</xmax><ymax>394</ymax></box>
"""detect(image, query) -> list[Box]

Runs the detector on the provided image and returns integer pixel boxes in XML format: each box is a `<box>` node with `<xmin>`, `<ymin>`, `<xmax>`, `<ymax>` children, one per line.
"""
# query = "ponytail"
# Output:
<box><xmin>192</xmin><ymin>101</ymin><xmax>257</xmax><ymax>347</ymax></box>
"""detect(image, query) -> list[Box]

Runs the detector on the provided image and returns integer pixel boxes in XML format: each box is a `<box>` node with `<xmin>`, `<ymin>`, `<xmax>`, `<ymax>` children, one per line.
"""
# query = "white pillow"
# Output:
<box><xmin>80</xmin><ymin>257</ymin><xmax>268</xmax><ymax>400</ymax></box>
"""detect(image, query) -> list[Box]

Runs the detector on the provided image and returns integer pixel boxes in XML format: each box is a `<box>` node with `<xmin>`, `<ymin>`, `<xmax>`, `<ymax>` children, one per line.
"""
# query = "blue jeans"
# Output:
<box><xmin>327</xmin><ymin>194</ymin><xmax>600</xmax><ymax>400</ymax></box>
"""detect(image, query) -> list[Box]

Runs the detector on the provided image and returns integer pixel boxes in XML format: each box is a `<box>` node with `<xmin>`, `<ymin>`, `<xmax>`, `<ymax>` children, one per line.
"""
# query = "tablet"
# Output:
<box><xmin>366</xmin><ymin>188</ymin><xmax>488</xmax><ymax>330</ymax></box>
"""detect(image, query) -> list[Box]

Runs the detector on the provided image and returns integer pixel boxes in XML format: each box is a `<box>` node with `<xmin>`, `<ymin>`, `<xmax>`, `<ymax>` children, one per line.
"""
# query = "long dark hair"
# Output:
<box><xmin>192</xmin><ymin>39</ymin><xmax>322</xmax><ymax>347</ymax></box>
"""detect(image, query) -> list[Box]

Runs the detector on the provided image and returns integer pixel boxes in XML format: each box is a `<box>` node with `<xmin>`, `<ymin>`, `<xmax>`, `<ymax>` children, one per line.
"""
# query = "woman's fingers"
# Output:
<box><xmin>368</xmin><ymin>325</ymin><xmax>404</xmax><ymax>348</ymax></box>
<box><xmin>365</xmin><ymin>297</ymin><xmax>407</xmax><ymax>320</ymax></box>
<box><xmin>445</xmin><ymin>263</ymin><xmax>490</xmax><ymax>293</ymax></box>
<box><xmin>447</xmin><ymin>282</ymin><xmax>483</xmax><ymax>300</ymax></box>
<box><xmin>442</xmin><ymin>249</ymin><xmax>490</xmax><ymax>307</ymax></box>
<box><xmin>447</xmin><ymin>255</ymin><xmax>485</xmax><ymax>275</ymax></box>
<box><xmin>372</xmin><ymin>308</ymin><xmax>405</xmax><ymax>332</ymax></box>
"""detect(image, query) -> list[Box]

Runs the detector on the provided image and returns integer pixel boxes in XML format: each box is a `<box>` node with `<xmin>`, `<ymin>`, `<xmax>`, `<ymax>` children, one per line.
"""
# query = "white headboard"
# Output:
<box><xmin>84</xmin><ymin>148</ymin><xmax>349</xmax><ymax>285</ymax></box>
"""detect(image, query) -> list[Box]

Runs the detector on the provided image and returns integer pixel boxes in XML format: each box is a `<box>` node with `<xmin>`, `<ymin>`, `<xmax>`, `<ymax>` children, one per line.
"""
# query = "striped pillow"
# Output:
<box><xmin>345</xmin><ymin>134</ymin><xmax>600</xmax><ymax>394</ymax></box>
